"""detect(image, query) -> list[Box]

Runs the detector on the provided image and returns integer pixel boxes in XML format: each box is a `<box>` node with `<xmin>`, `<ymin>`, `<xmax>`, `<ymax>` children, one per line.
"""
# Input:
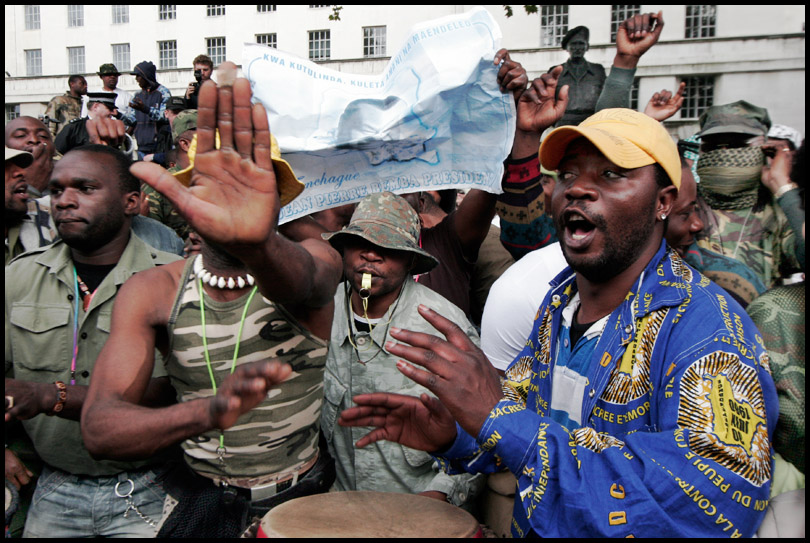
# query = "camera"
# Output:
<box><xmin>191</xmin><ymin>69</ymin><xmax>203</xmax><ymax>94</ymax></box>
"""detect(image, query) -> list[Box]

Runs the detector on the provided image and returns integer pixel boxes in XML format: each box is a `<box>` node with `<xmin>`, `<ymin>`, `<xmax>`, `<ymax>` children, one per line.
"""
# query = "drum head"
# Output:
<box><xmin>258</xmin><ymin>491</ymin><xmax>480</xmax><ymax>538</ymax></box>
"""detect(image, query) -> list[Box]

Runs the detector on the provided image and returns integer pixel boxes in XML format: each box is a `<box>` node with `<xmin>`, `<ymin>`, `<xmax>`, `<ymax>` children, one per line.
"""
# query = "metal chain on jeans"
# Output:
<box><xmin>115</xmin><ymin>479</ymin><xmax>158</xmax><ymax>528</ymax></box>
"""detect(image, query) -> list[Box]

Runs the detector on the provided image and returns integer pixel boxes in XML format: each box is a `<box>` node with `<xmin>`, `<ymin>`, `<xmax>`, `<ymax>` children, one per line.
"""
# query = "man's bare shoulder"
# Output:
<box><xmin>119</xmin><ymin>258</ymin><xmax>187</xmax><ymax>324</ymax></box>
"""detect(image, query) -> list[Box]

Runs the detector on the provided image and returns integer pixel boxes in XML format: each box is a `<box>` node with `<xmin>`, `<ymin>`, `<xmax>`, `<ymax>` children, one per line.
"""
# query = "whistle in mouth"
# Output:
<box><xmin>361</xmin><ymin>273</ymin><xmax>372</xmax><ymax>291</ymax></box>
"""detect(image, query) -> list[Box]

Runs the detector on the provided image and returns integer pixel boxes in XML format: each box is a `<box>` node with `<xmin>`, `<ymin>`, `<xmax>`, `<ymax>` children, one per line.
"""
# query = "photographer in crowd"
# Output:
<box><xmin>184</xmin><ymin>54</ymin><xmax>214</xmax><ymax>109</ymax></box>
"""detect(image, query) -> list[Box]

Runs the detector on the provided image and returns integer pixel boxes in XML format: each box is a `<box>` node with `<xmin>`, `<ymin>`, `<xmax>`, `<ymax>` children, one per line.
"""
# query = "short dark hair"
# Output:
<box><xmin>653</xmin><ymin>163</ymin><xmax>673</xmax><ymax>189</ymax></box>
<box><xmin>192</xmin><ymin>54</ymin><xmax>214</xmax><ymax>68</ymax></box>
<box><xmin>70</xmin><ymin>144</ymin><xmax>140</xmax><ymax>194</ymax></box>
<box><xmin>68</xmin><ymin>74</ymin><xmax>85</xmax><ymax>85</ymax></box>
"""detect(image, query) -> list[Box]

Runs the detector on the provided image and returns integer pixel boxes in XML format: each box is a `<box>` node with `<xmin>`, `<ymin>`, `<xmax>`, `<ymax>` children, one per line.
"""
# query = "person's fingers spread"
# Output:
<box><xmin>252</xmin><ymin>103</ymin><xmax>273</xmax><ymax>172</ymax></box>
<box><xmin>217</xmin><ymin>84</ymin><xmax>235</xmax><ymax>151</ymax></box>
<box><xmin>197</xmin><ymin>80</ymin><xmax>218</xmax><ymax>153</ymax></box>
<box><xmin>233</xmin><ymin>79</ymin><xmax>254</xmax><ymax>159</ymax></box>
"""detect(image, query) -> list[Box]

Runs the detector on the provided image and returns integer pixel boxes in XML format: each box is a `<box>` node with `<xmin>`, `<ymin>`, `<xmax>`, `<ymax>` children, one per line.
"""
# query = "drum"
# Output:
<box><xmin>257</xmin><ymin>491</ymin><xmax>482</xmax><ymax>538</ymax></box>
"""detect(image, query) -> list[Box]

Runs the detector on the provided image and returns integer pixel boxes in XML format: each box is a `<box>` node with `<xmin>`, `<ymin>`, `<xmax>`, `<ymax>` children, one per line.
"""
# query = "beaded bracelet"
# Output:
<box><xmin>49</xmin><ymin>381</ymin><xmax>67</xmax><ymax>415</ymax></box>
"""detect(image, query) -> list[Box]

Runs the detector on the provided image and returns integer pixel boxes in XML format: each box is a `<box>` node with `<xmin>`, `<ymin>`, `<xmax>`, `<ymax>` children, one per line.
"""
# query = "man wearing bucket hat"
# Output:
<box><xmin>82</xmin><ymin>63</ymin><xmax>343</xmax><ymax>537</ymax></box>
<box><xmin>339</xmin><ymin>108</ymin><xmax>778</xmax><ymax>537</ymax></box>
<box><xmin>694</xmin><ymin>101</ymin><xmax>802</xmax><ymax>287</ymax></box>
<box><xmin>80</xmin><ymin>64</ymin><xmax>136</xmax><ymax>126</ymax></box>
<box><xmin>320</xmin><ymin>191</ymin><xmax>482</xmax><ymax>509</ymax></box>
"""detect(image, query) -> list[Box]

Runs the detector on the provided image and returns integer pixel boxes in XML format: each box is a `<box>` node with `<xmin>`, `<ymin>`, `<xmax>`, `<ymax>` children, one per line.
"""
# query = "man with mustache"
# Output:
<box><xmin>5</xmin><ymin>144</ymin><xmax>181</xmax><ymax>537</ymax></box>
<box><xmin>339</xmin><ymin>108</ymin><xmax>778</xmax><ymax>537</ymax></box>
<box><xmin>320</xmin><ymin>191</ymin><xmax>482</xmax><ymax>508</ymax></box>
<box><xmin>4</xmin><ymin>146</ymin><xmax>53</xmax><ymax>265</ymax></box>
<box><xmin>5</xmin><ymin>116</ymin><xmax>56</xmax><ymax>198</ymax></box>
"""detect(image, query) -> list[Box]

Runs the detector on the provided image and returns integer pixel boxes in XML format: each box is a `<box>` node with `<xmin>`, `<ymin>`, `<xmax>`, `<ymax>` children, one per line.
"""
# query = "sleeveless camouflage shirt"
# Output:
<box><xmin>165</xmin><ymin>258</ymin><xmax>328</xmax><ymax>480</ymax></box>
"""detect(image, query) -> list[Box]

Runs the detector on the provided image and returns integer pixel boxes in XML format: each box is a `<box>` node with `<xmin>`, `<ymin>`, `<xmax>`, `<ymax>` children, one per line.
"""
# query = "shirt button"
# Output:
<box><xmin>67</xmin><ymin>294</ymin><xmax>74</xmax><ymax>301</ymax></box>
<box><xmin>80</xmin><ymin>332</ymin><xmax>88</xmax><ymax>340</ymax></box>
<box><xmin>564</xmin><ymin>339</ymin><xmax>569</xmax><ymax>347</ymax></box>
<box><xmin>81</xmin><ymin>371</ymin><xmax>89</xmax><ymax>378</ymax></box>
<box><xmin>589</xmin><ymin>389</ymin><xmax>595</xmax><ymax>398</ymax></box>
<box><xmin>624</xmin><ymin>325</ymin><xmax>632</xmax><ymax>334</ymax></box>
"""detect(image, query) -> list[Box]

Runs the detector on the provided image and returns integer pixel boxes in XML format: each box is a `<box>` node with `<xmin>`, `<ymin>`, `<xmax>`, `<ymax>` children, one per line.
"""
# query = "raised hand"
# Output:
<box><xmin>494</xmin><ymin>49</ymin><xmax>529</xmax><ymax>104</ymax></box>
<box><xmin>518</xmin><ymin>67</ymin><xmax>569</xmax><ymax>134</ymax></box>
<box><xmin>208</xmin><ymin>360</ymin><xmax>292</xmax><ymax>430</ymax></box>
<box><xmin>384</xmin><ymin>305</ymin><xmax>504</xmax><ymax>438</ymax></box>
<box><xmin>338</xmin><ymin>392</ymin><xmax>458</xmax><ymax>452</ymax></box>
<box><xmin>131</xmin><ymin>61</ymin><xmax>282</xmax><ymax>250</ymax></box>
<box><xmin>643</xmin><ymin>81</ymin><xmax>686</xmax><ymax>122</ymax></box>
<box><xmin>615</xmin><ymin>11</ymin><xmax>665</xmax><ymax>68</ymax></box>
<box><xmin>86</xmin><ymin>117</ymin><xmax>127</xmax><ymax>148</ymax></box>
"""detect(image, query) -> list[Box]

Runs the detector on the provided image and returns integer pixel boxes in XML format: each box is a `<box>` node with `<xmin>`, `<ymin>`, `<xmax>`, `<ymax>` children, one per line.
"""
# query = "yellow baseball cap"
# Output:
<box><xmin>173</xmin><ymin>132</ymin><xmax>304</xmax><ymax>207</ymax></box>
<box><xmin>539</xmin><ymin>108</ymin><xmax>681</xmax><ymax>189</ymax></box>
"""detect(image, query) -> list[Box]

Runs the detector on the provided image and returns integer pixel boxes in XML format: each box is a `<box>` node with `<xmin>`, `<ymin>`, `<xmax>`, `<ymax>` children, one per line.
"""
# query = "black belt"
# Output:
<box><xmin>222</xmin><ymin>463</ymin><xmax>312</xmax><ymax>504</ymax></box>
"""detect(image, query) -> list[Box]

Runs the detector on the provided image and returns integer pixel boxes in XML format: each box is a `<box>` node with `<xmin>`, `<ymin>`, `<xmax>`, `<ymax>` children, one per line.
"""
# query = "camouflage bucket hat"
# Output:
<box><xmin>97</xmin><ymin>63</ymin><xmax>121</xmax><ymax>76</ymax></box>
<box><xmin>172</xmin><ymin>109</ymin><xmax>197</xmax><ymax>143</ymax></box>
<box><xmin>698</xmin><ymin>100</ymin><xmax>772</xmax><ymax>138</ymax></box>
<box><xmin>322</xmin><ymin>192</ymin><xmax>439</xmax><ymax>276</ymax></box>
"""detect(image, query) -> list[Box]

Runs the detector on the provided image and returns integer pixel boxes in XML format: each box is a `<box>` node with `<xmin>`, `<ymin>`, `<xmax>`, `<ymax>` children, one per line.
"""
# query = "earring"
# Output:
<box><xmin>660</xmin><ymin>213</ymin><xmax>667</xmax><ymax>220</ymax></box>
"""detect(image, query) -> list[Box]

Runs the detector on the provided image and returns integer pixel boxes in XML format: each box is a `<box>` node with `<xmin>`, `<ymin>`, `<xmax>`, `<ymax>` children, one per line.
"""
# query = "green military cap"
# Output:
<box><xmin>322</xmin><ymin>192</ymin><xmax>439</xmax><ymax>276</ymax></box>
<box><xmin>97</xmin><ymin>63</ymin><xmax>121</xmax><ymax>76</ymax></box>
<box><xmin>698</xmin><ymin>100</ymin><xmax>772</xmax><ymax>138</ymax></box>
<box><xmin>172</xmin><ymin>109</ymin><xmax>197</xmax><ymax>143</ymax></box>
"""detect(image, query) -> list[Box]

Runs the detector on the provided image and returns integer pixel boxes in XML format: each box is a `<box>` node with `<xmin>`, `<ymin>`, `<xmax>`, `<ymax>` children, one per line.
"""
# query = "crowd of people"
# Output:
<box><xmin>5</xmin><ymin>10</ymin><xmax>804</xmax><ymax>539</ymax></box>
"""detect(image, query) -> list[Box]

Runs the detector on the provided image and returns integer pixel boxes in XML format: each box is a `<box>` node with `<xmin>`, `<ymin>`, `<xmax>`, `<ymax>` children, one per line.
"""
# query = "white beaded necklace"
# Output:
<box><xmin>192</xmin><ymin>254</ymin><xmax>255</xmax><ymax>290</ymax></box>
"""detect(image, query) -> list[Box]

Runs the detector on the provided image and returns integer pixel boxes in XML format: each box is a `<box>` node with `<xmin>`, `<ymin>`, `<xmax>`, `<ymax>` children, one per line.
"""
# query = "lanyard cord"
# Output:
<box><xmin>70</xmin><ymin>267</ymin><xmax>80</xmax><ymax>385</ymax></box>
<box><xmin>198</xmin><ymin>277</ymin><xmax>259</xmax><ymax>460</ymax></box>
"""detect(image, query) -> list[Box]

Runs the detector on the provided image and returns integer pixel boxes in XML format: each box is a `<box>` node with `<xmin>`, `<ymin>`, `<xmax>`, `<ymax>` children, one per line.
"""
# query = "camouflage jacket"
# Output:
<box><xmin>43</xmin><ymin>93</ymin><xmax>83</xmax><ymax>137</ymax></box>
<box><xmin>142</xmin><ymin>177</ymin><xmax>191</xmax><ymax>241</ymax></box>
<box><xmin>323</xmin><ymin>277</ymin><xmax>484</xmax><ymax>507</ymax></box>
<box><xmin>747</xmin><ymin>283</ymin><xmax>805</xmax><ymax>474</ymax></box>
<box><xmin>695</xmin><ymin>195</ymin><xmax>801</xmax><ymax>289</ymax></box>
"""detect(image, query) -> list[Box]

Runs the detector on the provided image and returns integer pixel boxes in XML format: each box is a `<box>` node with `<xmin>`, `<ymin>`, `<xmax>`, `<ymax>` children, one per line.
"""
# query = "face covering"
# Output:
<box><xmin>697</xmin><ymin>147</ymin><xmax>764</xmax><ymax>208</ymax></box>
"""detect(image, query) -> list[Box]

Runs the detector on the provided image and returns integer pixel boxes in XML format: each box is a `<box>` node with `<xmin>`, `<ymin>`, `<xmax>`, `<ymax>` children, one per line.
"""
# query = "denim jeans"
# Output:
<box><xmin>22</xmin><ymin>464</ymin><xmax>168</xmax><ymax>538</ymax></box>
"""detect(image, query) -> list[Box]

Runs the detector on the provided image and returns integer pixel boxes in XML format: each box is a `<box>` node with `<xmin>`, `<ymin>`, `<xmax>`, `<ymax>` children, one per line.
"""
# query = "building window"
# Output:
<box><xmin>257</xmin><ymin>5</ymin><xmax>276</xmax><ymax>12</ymax></box>
<box><xmin>25</xmin><ymin>49</ymin><xmax>42</xmax><ymax>76</ymax></box>
<box><xmin>111</xmin><ymin>5</ymin><xmax>129</xmax><ymax>24</ymax></box>
<box><xmin>67</xmin><ymin>5</ymin><xmax>84</xmax><ymax>28</ymax></box>
<box><xmin>68</xmin><ymin>46</ymin><xmax>85</xmax><ymax>74</ymax></box>
<box><xmin>158</xmin><ymin>5</ymin><xmax>176</xmax><ymax>20</ymax></box>
<box><xmin>6</xmin><ymin>104</ymin><xmax>21</xmax><ymax>123</ymax></box>
<box><xmin>112</xmin><ymin>43</ymin><xmax>131</xmax><ymax>72</ymax></box>
<box><xmin>309</xmin><ymin>5</ymin><xmax>329</xmax><ymax>8</ymax></box>
<box><xmin>363</xmin><ymin>26</ymin><xmax>387</xmax><ymax>58</ymax></box>
<box><xmin>207</xmin><ymin>5</ymin><xmax>225</xmax><ymax>17</ymax></box>
<box><xmin>257</xmin><ymin>33</ymin><xmax>277</xmax><ymax>48</ymax></box>
<box><xmin>680</xmin><ymin>76</ymin><xmax>714</xmax><ymax>119</ymax></box>
<box><xmin>309</xmin><ymin>30</ymin><xmax>330</xmax><ymax>61</ymax></box>
<box><xmin>685</xmin><ymin>5</ymin><xmax>716</xmax><ymax>39</ymax></box>
<box><xmin>24</xmin><ymin>5</ymin><xmax>41</xmax><ymax>30</ymax></box>
<box><xmin>207</xmin><ymin>37</ymin><xmax>227</xmax><ymax>65</ymax></box>
<box><xmin>158</xmin><ymin>40</ymin><xmax>177</xmax><ymax>69</ymax></box>
<box><xmin>611</xmin><ymin>5</ymin><xmax>641</xmax><ymax>43</ymax></box>
<box><xmin>540</xmin><ymin>5</ymin><xmax>568</xmax><ymax>48</ymax></box>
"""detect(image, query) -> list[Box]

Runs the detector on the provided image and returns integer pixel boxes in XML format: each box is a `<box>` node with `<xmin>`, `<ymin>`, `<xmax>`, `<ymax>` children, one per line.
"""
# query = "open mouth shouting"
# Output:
<box><xmin>561</xmin><ymin>208</ymin><xmax>599</xmax><ymax>251</ymax></box>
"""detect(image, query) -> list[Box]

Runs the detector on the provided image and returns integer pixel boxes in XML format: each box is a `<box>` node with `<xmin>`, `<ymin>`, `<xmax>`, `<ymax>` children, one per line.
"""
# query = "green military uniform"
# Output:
<box><xmin>142</xmin><ymin>177</ymin><xmax>191</xmax><ymax>241</ymax></box>
<box><xmin>694</xmin><ymin>100</ymin><xmax>802</xmax><ymax>288</ymax></box>
<box><xmin>5</xmin><ymin>234</ymin><xmax>180</xmax><ymax>476</ymax></box>
<box><xmin>43</xmin><ymin>93</ymin><xmax>83</xmax><ymax>137</ymax></box>
<box><xmin>747</xmin><ymin>283</ymin><xmax>805</xmax><ymax>475</ymax></box>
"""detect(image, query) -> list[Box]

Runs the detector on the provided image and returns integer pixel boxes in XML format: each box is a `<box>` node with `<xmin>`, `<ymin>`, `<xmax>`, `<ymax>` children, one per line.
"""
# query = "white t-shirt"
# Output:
<box><xmin>480</xmin><ymin>242</ymin><xmax>567</xmax><ymax>371</ymax></box>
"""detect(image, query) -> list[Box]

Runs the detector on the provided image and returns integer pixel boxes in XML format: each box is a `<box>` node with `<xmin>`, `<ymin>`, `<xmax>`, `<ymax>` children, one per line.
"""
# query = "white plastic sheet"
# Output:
<box><xmin>243</xmin><ymin>7</ymin><xmax>516</xmax><ymax>223</ymax></box>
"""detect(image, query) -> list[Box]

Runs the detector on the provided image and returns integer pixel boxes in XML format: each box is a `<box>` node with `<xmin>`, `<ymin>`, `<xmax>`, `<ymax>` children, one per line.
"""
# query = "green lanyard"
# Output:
<box><xmin>198</xmin><ymin>277</ymin><xmax>259</xmax><ymax>464</ymax></box>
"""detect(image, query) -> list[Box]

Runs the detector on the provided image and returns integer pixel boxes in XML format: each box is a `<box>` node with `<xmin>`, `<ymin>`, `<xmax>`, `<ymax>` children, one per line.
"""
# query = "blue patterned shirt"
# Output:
<box><xmin>437</xmin><ymin>241</ymin><xmax>778</xmax><ymax>537</ymax></box>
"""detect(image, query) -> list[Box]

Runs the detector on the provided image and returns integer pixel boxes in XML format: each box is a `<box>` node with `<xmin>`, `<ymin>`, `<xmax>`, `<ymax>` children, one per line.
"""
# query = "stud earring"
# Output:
<box><xmin>660</xmin><ymin>213</ymin><xmax>667</xmax><ymax>220</ymax></box>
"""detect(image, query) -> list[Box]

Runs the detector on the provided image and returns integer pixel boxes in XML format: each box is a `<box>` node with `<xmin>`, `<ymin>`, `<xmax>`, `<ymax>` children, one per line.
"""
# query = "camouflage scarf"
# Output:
<box><xmin>697</xmin><ymin>147</ymin><xmax>764</xmax><ymax>209</ymax></box>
